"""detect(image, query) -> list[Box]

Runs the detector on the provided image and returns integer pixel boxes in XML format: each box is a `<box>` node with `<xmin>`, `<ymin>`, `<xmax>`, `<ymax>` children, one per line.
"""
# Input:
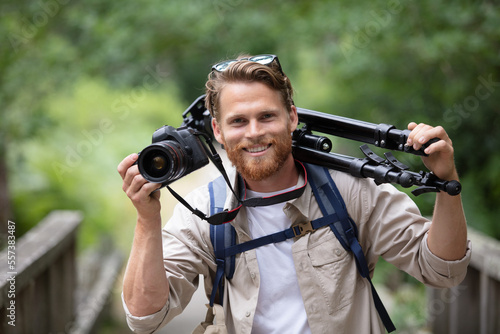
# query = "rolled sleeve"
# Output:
<box><xmin>340</xmin><ymin>173</ymin><xmax>472</xmax><ymax>289</ymax></box>
<box><xmin>122</xmin><ymin>293</ymin><xmax>169</xmax><ymax>334</ymax></box>
<box><xmin>420</xmin><ymin>234</ymin><xmax>472</xmax><ymax>287</ymax></box>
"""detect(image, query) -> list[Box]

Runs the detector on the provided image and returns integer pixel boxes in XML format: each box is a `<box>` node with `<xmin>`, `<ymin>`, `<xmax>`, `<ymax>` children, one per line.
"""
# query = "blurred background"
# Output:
<box><xmin>1</xmin><ymin>0</ymin><xmax>499</xmax><ymax>333</ymax></box>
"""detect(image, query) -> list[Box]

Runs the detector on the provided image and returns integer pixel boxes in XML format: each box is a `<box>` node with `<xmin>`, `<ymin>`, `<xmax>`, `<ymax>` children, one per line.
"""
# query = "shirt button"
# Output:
<box><xmin>245</xmin><ymin>311</ymin><xmax>251</xmax><ymax>317</ymax></box>
<box><xmin>335</xmin><ymin>249</ymin><xmax>342</xmax><ymax>256</ymax></box>
<box><xmin>250</xmin><ymin>272</ymin><xmax>256</xmax><ymax>279</ymax></box>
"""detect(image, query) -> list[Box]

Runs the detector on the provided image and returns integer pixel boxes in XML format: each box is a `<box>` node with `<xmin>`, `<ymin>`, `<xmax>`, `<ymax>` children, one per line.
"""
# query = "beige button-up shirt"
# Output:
<box><xmin>123</xmin><ymin>167</ymin><xmax>471</xmax><ymax>334</ymax></box>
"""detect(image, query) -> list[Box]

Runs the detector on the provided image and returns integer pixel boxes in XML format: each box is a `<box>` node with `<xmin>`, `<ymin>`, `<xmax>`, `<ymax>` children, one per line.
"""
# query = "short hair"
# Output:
<box><xmin>205</xmin><ymin>55</ymin><xmax>294</xmax><ymax>121</ymax></box>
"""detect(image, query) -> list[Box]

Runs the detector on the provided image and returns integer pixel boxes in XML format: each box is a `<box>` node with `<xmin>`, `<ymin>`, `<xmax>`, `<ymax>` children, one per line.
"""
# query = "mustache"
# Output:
<box><xmin>233</xmin><ymin>137</ymin><xmax>276</xmax><ymax>150</ymax></box>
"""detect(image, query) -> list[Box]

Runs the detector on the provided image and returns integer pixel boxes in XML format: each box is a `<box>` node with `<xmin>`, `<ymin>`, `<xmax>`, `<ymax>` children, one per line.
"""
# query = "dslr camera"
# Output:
<box><xmin>137</xmin><ymin>96</ymin><xmax>212</xmax><ymax>187</ymax></box>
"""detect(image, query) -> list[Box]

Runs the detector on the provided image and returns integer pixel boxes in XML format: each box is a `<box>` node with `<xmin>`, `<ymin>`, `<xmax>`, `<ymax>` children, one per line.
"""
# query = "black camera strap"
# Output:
<box><xmin>165</xmin><ymin>133</ymin><xmax>307</xmax><ymax>225</ymax></box>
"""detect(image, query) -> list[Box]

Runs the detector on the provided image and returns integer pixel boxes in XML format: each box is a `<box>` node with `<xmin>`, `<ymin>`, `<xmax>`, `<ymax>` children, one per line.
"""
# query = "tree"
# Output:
<box><xmin>0</xmin><ymin>0</ymin><xmax>82</xmax><ymax>245</ymax></box>
<box><xmin>2</xmin><ymin>0</ymin><xmax>500</xmax><ymax>242</ymax></box>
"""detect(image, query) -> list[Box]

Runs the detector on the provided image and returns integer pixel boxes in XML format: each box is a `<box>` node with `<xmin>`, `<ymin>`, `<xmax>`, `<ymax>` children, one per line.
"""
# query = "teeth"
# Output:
<box><xmin>247</xmin><ymin>145</ymin><xmax>268</xmax><ymax>153</ymax></box>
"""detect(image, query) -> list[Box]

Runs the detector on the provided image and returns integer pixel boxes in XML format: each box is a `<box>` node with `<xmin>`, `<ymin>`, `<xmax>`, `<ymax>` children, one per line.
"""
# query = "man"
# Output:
<box><xmin>117</xmin><ymin>54</ymin><xmax>471</xmax><ymax>333</ymax></box>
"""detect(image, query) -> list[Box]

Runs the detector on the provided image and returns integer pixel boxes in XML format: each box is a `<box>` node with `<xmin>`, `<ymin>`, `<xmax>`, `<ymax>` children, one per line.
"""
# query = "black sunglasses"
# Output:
<box><xmin>211</xmin><ymin>54</ymin><xmax>284</xmax><ymax>75</ymax></box>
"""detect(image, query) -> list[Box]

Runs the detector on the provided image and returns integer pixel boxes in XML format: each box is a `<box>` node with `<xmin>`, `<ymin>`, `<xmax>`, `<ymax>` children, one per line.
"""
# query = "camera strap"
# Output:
<box><xmin>165</xmin><ymin>133</ymin><xmax>307</xmax><ymax>225</ymax></box>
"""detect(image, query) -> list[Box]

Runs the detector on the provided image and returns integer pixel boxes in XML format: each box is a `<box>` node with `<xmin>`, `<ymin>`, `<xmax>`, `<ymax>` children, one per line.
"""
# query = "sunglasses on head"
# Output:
<box><xmin>211</xmin><ymin>54</ymin><xmax>284</xmax><ymax>75</ymax></box>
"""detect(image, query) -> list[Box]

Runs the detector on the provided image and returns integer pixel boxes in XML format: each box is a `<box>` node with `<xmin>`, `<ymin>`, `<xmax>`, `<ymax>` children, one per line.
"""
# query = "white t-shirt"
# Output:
<box><xmin>246</xmin><ymin>187</ymin><xmax>312</xmax><ymax>334</ymax></box>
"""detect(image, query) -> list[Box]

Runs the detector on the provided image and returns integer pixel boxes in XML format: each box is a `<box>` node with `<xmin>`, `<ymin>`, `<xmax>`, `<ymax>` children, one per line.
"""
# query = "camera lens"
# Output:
<box><xmin>137</xmin><ymin>140</ymin><xmax>188</xmax><ymax>184</ymax></box>
<box><xmin>146</xmin><ymin>153</ymin><xmax>169</xmax><ymax>178</ymax></box>
<box><xmin>152</xmin><ymin>155</ymin><xmax>167</xmax><ymax>172</ymax></box>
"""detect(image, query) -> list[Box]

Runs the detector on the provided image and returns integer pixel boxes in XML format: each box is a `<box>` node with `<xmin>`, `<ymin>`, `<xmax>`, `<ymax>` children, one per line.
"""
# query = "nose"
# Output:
<box><xmin>246</xmin><ymin>119</ymin><xmax>264</xmax><ymax>139</ymax></box>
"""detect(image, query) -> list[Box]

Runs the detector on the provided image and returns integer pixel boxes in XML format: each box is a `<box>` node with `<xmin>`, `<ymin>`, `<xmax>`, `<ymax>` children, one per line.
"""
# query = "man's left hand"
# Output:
<box><xmin>407</xmin><ymin>122</ymin><xmax>458</xmax><ymax>181</ymax></box>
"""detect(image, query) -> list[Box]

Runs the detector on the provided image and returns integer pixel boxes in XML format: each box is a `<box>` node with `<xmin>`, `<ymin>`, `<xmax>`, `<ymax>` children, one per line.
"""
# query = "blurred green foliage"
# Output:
<box><xmin>8</xmin><ymin>77</ymin><xmax>184</xmax><ymax>249</ymax></box>
<box><xmin>1</xmin><ymin>0</ymin><xmax>499</xmax><ymax>244</ymax></box>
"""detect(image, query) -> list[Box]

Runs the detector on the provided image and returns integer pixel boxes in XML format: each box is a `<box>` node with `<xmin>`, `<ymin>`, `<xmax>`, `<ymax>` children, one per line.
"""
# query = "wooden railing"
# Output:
<box><xmin>0</xmin><ymin>210</ymin><xmax>123</xmax><ymax>334</ymax></box>
<box><xmin>427</xmin><ymin>227</ymin><xmax>500</xmax><ymax>334</ymax></box>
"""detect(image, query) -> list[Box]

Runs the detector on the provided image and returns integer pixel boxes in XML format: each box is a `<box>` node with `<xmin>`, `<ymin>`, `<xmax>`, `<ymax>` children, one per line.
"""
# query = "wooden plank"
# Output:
<box><xmin>69</xmin><ymin>248</ymin><xmax>124</xmax><ymax>334</ymax></box>
<box><xmin>64</xmin><ymin>243</ymin><xmax>77</xmax><ymax>330</ymax></box>
<box><xmin>484</xmin><ymin>276</ymin><xmax>500</xmax><ymax>334</ymax></box>
<box><xmin>480</xmin><ymin>271</ymin><xmax>489</xmax><ymax>334</ymax></box>
<box><xmin>0</xmin><ymin>210</ymin><xmax>82</xmax><ymax>306</ymax></box>
<box><xmin>453</xmin><ymin>270</ymin><xmax>480</xmax><ymax>334</ymax></box>
<box><xmin>427</xmin><ymin>227</ymin><xmax>500</xmax><ymax>333</ymax></box>
<box><xmin>0</xmin><ymin>210</ymin><xmax>126</xmax><ymax>334</ymax></box>
<box><xmin>427</xmin><ymin>260</ymin><xmax>481</xmax><ymax>334</ymax></box>
<box><xmin>49</xmin><ymin>253</ymin><xmax>72</xmax><ymax>332</ymax></box>
<box><xmin>468</xmin><ymin>228</ymin><xmax>500</xmax><ymax>281</ymax></box>
<box><xmin>427</xmin><ymin>287</ymin><xmax>450</xmax><ymax>333</ymax></box>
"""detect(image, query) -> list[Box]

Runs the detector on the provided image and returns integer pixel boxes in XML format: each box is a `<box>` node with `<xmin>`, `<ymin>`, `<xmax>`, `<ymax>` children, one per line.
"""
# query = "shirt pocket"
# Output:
<box><xmin>308</xmin><ymin>230</ymin><xmax>362</xmax><ymax>314</ymax></box>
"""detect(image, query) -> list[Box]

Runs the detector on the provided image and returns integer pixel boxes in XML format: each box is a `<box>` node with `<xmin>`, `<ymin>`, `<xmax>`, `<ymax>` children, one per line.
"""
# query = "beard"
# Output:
<box><xmin>222</xmin><ymin>130</ymin><xmax>293</xmax><ymax>182</ymax></box>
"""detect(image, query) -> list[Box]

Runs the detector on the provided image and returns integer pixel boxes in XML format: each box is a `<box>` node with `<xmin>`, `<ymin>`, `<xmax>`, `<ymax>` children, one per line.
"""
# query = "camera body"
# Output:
<box><xmin>137</xmin><ymin>125</ymin><xmax>209</xmax><ymax>188</ymax></box>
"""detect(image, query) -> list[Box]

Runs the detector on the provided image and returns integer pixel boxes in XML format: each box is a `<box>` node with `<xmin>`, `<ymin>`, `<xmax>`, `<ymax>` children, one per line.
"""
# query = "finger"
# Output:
<box><xmin>122</xmin><ymin>163</ymin><xmax>141</xmax><ymax>190</ymax></box>
<box><xmin>406</xmin><ymin>122</ymin><xmax>417</xmax><ymax>146</ymax></box>
<box><xmin>117</xmin><ymin>153</ymin><xmax>139</xmax><ymax>179</ymax></box>
<box><xmin>126</xmin><ymin>173</ymin><xmax>150</xmax><ymax>196</ymax></box>
<box><xmin>423</xmin><ymin>136</ymin><xmax>453</xmax><ymax>156</ymax></box>
<box><xmin>416</xmin><ymin>126</ymin><xmax>451</xmax><ymax>148</ymax></box>
<box><xmin>128</xmin><ymin>177</ymin><xmax>161</xmax><ymax>203</ymax></box>
<box><xmin>407</xmin><ymin>123</ymin><xmax>432</xmax><ymax>150</ymax></box>
<box><xmin>407</xmin><ymin>122</ymin><xmax>418</xmax><ymax>131</ymax></box>
<box><xmin>138</xmin><ymin>179</ymin><xmax>162</xmax><ymax>197</ymax></box>
<box><xmin>410</xmin><ymin>124</ymin><xmax>450</xmax><ymax>151</ymax></box>
<box><xmin>145</xmin><ymin>182</ymin><xmax>163</xmax><ymax>199</ymax></box>
<box><xmin>406</xmin><ymin>122</ymin><xmax>427</xmax><ymax>146</ymax></box>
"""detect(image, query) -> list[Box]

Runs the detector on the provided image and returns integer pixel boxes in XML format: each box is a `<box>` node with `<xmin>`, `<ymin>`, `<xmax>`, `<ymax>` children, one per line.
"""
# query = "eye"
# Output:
<box><xmin>261</xmin><ymin>113</ymin><xmax>275</xmax><ymax>121</ymax></box>
<box><xmin>229</xmin><ymin>117</ymin><xmax>246</xmax><ymax>125</ymax></box>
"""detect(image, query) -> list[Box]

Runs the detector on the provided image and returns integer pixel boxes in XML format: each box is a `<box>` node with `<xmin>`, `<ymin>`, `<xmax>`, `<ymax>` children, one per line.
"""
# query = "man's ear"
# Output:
<box><xmin>212</xmin><ymin>117</ymin><xmax>224</xmax><ymax>144</ymax></box>
<box><xmin>289</xmin><ymin>105</ymin><xmax>299</xmax><ymax>133</ymax></box>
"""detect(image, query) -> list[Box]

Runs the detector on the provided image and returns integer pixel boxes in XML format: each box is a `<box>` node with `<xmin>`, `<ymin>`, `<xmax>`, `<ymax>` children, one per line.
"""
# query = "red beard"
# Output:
<box><xmin>223</xmin><ymin>131</ymin><xmax>293</xmax><ymax>182</ymax></box>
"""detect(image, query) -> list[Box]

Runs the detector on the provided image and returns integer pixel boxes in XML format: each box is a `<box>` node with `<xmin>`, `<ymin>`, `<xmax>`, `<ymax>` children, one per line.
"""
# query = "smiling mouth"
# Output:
<box><xmin>244</xmin><ymin>144</ymin><xmax>271</xmax><ymax>153</ymax></box>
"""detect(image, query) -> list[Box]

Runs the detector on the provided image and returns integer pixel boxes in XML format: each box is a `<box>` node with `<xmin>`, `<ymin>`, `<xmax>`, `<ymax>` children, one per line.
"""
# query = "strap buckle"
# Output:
<box><xmin>292</xmin><ymin>221</ymin><xmax>314</xmax><ymax>237</ymax></box>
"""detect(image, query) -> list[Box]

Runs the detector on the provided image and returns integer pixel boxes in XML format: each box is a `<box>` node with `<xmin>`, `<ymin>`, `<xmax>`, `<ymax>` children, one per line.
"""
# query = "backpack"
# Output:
<box><xmin>207</xmin><ymin>162</ymin><xmax>395</xmax><ymax>333</ymax></box>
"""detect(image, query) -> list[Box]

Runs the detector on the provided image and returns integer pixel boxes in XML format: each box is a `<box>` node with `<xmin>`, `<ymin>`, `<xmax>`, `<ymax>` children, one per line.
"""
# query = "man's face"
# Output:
<box><xmin>212</xmin><ymin>81</ymin><xmax>298</xmax><ymax>182</ymax></box>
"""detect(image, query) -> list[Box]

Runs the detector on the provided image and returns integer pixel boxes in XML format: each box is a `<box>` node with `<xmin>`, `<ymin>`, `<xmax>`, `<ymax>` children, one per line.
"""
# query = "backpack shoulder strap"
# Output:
<box><xmin>208</xmin><ymin>176</ymin><xmax>236</xmax><ymax>307</ymax></box>
<box><xmin>304</xmin><ymin>163</ymin><xmax>358</xmax><ymax>250</ymax></box>
<box><xmin>304</xmin><ymin>163</ymin><xmax>395</xmax><ymax>333</ymax></box>
<box><xmin>209</xmin><ymin>174</ymin><xmax>227</xmax><ymax>216</ymax></box>
<box><xmin>207</xmin><ymin>166</ymin><xmax>395</xmax><ymax>332</ymax></box>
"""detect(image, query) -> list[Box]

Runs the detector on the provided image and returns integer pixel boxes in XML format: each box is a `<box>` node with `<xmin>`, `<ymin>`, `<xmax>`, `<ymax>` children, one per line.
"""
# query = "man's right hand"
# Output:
<box><xmin>117</xmin><ymin>153</ymin><xmax>162</xmax><ymax>220</ymax></box>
